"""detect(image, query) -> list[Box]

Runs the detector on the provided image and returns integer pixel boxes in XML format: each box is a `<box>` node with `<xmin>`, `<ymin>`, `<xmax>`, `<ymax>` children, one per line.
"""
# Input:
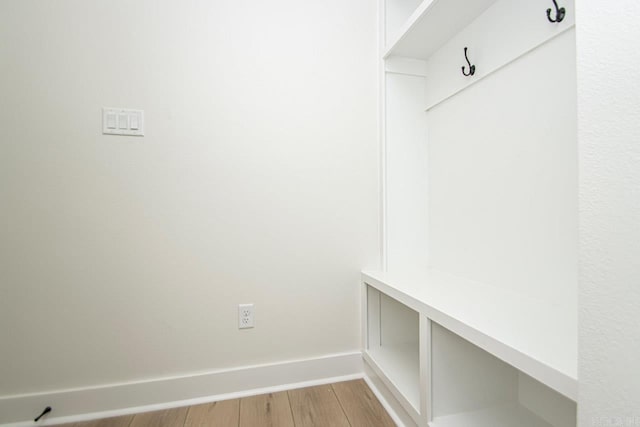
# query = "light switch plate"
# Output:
<box><xmin>102</xmin><ymin>108</ymin><xmax>144</xmax><ymax>136</ymax></box>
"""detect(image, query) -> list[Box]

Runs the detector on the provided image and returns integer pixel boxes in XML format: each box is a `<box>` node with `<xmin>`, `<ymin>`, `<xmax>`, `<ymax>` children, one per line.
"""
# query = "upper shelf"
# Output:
<box><xmin>362</xmin><ymin>269</ymin><xmax>577</xmax><ymax>401</ymax></box>
<box><xmin>383</xmin><ymin>0</ymin><xmax>498</xmax><ymax>60</ymax></box>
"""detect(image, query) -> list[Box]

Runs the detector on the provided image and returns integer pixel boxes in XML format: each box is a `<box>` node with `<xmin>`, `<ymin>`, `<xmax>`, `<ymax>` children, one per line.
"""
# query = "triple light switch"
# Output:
<box><xmin>102</xmin><ymin>107</ymin><xmax>144</xmax><ymax>136</ymax></box>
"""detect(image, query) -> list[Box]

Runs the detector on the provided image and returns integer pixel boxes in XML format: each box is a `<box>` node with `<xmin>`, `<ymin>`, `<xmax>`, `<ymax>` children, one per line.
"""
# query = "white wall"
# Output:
<box><xmin>0</xmin><ymin>0</ymin><xmax>378</xmax><ymax>397</ymax></box>
<box><xmin>577</xmin><ymin>0</ymin><xmax>640</xmax><ymax>425</ymax></box>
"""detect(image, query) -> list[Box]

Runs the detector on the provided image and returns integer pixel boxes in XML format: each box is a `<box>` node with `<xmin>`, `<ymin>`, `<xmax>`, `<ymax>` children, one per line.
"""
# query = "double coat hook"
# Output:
<box><xmin>461</xmin><ymin>47</ymin><xmax>475</xmax><ymax>77</ymax></box>
<box><xmin>547</xmin><ymin>0</ymin><xmax>566</xmax><ymax>22</ymax></box>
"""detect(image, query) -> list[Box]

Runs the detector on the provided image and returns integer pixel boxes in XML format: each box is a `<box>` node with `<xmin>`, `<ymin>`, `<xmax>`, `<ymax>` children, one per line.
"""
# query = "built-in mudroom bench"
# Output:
<box><xmin>363</xmin><ymin>270</ymin><xmax>576</xmax><ymax>426</ymax></box>
<box><xmin>364</xmin><ymin>0</ymin><xmax>578</xmax><ymax>425</ymax></box>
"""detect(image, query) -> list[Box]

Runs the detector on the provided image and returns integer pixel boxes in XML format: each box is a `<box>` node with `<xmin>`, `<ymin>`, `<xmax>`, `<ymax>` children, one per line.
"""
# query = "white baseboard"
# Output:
<box><xmin>0</xmin><ymin>351</ymin><xmax>363</xmax><ymax>426</ymax></box>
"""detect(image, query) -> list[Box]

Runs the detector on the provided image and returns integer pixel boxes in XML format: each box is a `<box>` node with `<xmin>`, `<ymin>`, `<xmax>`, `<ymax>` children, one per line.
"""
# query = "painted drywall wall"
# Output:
<box><xmin>0</xmin><ymin>0</ymin><xmax>378</xmax><ymax>396</ymax></box>
<box><xmin>577</xmin><ymin>0</ymin><xmax>640</xmax><ymax>425</ymax></box>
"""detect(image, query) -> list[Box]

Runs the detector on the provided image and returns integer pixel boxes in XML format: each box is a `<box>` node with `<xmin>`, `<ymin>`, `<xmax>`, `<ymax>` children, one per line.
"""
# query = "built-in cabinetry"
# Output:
<box><xmin>363</xmin><ymin>0</ymin><xmax>577</xmax><ymax>425</ymax></box>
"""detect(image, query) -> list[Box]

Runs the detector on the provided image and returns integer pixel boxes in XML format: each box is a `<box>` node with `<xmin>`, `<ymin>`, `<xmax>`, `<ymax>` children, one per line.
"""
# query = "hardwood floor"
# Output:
<box><xmin>288</xmin><ymin>384</ymin><xmax>349</xmax><ymax>427</ymax></box>
<box><xmin>62</xmin><ymin>380</ymin><xmax>395</xmax><ymax>427</ymax></box>
<box><xmin>239</xmin><ymin>392</ymin><xmax>294</xmax><ymax>427</ymax></box>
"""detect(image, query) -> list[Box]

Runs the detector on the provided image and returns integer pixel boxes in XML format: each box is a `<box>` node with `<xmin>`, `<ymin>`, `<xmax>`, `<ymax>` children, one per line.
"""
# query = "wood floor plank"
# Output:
<box><xmin>184</xmin><ymin>399</ymin><xmax>239</xmax><ymax>427</ymax></box>
<box><xmin>332</xmin><ymin>379</ymin><xmax>396</xmax><ymax>427</ymax></box>
<box><xmin>288</xmin><ymin>384</ymin><xmax>350</xmax><ymax>427</ymax></box>
<box><xmin>239</xmin><ymin>392</ymin><xmax>294</xmax><ymax>427</ymax></box>
<box><xmin>129</xmin><ymin>407</ymin><xmax>188</xmax><ymax>427</ymax></box>
<box><xmin>69</xmin><ymin>414</ymin><xmax>134</xmax><ymax>427</ymax></box>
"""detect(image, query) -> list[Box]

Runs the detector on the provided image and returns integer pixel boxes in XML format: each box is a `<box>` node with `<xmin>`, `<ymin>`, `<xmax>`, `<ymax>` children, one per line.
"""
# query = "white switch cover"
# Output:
<box><xmin>106</xmin><ymin>113</ymin><xmax>117</xmax><ymax>129</ymax></box>
<box><xmin>118</xmin><ymin>114</ymin><xmax>128</xmax><ymax>129</ymax></box>
<box><xmin>130</xmin><ymin>114</ymin><xmax>140</xmax><ymax>130</ymax></box>
<box><xmin>103</xmin><ymin>108</ymin><xmax>144</xmax><ymax>136</ymax></box>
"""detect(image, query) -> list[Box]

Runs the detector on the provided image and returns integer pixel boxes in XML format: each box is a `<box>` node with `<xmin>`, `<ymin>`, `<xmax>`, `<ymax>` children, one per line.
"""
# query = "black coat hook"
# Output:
<box><xmin>34</xmin><ymin>406</ymin><xmax>52</xmax><ymax>422</ymax></box>
<box><xmin>547</xmin><ymin>0</ymin><xmax>566</xmax><ymax>23</ymax></box>
<box><xmin>461</xmin><ymin>47</ymin><xmax>475</xmax><ymax>77</ymax></box>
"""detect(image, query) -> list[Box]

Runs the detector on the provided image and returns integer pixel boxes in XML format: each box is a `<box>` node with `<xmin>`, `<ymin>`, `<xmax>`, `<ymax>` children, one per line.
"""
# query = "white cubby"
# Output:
<box><xmin>430</xmin><ymin>323</ymin><xmax>576</xmax><ymax>427</ymax></box>
<box><xmin>365</xmin><ymin>0</ymin><xmax>578</xmax><ymax>424</ymax></box>
<box><xmin>365</xmin><ymin>286</ymin><xmax>421</xmax><ymax>419</ymax></box>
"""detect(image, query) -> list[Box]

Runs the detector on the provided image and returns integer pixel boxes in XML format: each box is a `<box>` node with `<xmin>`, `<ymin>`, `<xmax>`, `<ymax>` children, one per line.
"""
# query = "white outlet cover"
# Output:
<box><xmin>238</xmin><ymin>304</ymin><xmax>254</xmax><ymax>329</ymax></box>
<box><xmin>102</xmin><ymin>107</ymin><xmax>144</xmax><ymax>136</ymax></box>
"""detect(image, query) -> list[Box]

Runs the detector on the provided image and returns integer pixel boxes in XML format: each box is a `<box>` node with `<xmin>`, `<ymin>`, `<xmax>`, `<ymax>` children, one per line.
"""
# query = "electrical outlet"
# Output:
<box><xmin>238</xmin><ymin>304</ymin><xmax>254</xmax><ymax>329</ymax></box>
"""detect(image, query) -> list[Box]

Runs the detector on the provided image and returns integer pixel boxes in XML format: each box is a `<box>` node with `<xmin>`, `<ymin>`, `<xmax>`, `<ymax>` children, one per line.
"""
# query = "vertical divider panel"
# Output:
<box><xmin>420</xmin><ymin>315</ymin><xmax>432</xmax><ymax>426</ymax></box>
<box><xmin>362</xmin><ymin>281</ymin><xmax>369</xmax><ymax>351</ymax></box>
<box><xmin>366</xmin><ymin>285</ymin><xmax>382</xmax><ymax>351</ymax></box>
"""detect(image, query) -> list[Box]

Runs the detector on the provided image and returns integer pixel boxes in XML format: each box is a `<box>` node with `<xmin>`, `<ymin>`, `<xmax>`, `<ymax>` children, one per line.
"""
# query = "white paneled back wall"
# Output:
<box><xmin>428</xmin><ymin>29</ymin><xmax>577</xmax><ymax>308</ymax></box>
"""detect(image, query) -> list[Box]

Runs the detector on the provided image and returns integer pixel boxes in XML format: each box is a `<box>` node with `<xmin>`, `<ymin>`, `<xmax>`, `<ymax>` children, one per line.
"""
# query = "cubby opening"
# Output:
<box><xmin>366</xmin><ymin>285</ymin><xmax>420</xmax><ymax>412</ymax></box>
<box><xmin>430</xmin><ymin>323</ymin><xmax>576</xmax><ymax>427</ymax></box>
